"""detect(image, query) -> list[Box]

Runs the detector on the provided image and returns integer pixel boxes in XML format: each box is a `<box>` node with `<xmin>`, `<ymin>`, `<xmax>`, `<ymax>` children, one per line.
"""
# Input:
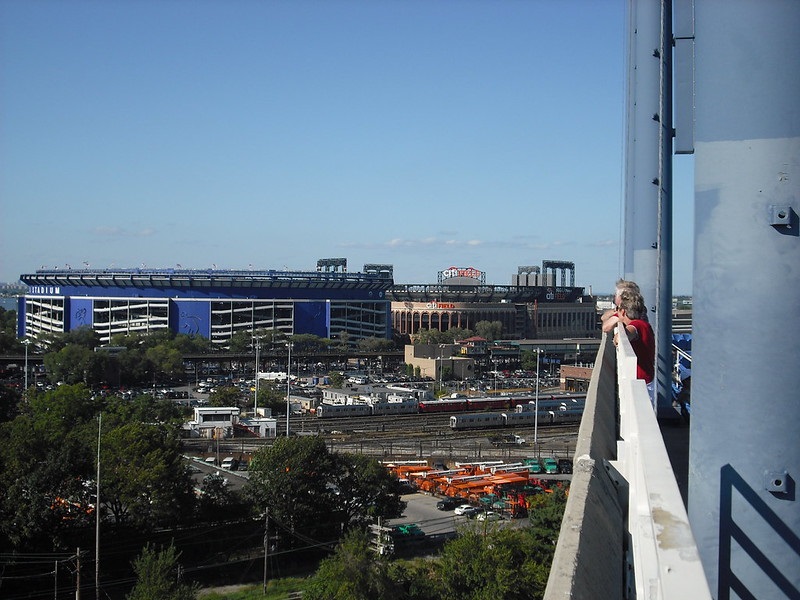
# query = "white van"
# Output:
<box><xmin>221</xmin><ymin>457</ymin><xmax>235</xmax><ymax>470</ymax></box>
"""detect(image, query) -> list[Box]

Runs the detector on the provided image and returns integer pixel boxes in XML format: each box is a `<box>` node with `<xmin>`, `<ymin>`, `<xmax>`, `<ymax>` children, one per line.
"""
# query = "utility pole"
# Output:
<box><xmin>262</xmin><ymin>508</ymin><xmax>269</xmax><ymax>594</ymax></box>
<box><xmin>75</xmin><ymin>547</ymin><xmax>81</xmax><ymax>600</ymax></box>
<box><xmin>369</xmin><ymin>517</ymin><xmax>394</xmax><ymax>556</ymax></box>
<box><xmin>95</xmin><ymin>414</ymin><xmax>101</xmax><ymax>600</ymax></box>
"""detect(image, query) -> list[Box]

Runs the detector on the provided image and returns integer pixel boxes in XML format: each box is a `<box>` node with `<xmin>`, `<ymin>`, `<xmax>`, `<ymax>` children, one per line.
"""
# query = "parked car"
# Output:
<box><xmin>436</xmin><ymin>497</ymin><xmax>463</xmax><ymax>511</ymax></box>
<box><xmin>558</xmin><ymin>458</ymin><xmax>573</xmax><ymax>474</ymax></box>
<box><xmin>476</xmin><ymin>511</ymin><xmax>503</xmax><ymax>522</ymax></box>
<box><xmin>454</xmin><ymin>504</ymin><xmax>481</xmax><ymax>517</ymax></box>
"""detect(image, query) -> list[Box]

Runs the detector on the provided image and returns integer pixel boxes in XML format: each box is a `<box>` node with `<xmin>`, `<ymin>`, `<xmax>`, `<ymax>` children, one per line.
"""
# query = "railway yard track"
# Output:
<box><xmin>184</xmin><ymin>412</ymin><xmax>579</xmax><ymax>464</ymax></box>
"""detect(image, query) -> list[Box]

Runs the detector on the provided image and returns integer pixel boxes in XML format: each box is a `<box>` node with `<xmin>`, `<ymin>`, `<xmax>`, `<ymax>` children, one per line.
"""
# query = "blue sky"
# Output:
<box><xmin>0</xmin><ymin>0</ymin><xmax>694</xmax><ymax>294</ymax></box>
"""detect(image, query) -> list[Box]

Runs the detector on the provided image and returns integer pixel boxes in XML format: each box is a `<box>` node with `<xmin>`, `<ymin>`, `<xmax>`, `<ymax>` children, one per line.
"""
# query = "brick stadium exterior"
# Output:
<box><xmin>388</xmin><ymin>261</ymin><xmax>597</xmax><ymax>340</ymax></box>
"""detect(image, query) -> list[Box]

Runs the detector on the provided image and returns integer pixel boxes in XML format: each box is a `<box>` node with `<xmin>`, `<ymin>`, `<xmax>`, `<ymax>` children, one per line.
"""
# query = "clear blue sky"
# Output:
<box><xmin>0</xmin><ymin>0</ymin><xmax>694</xmax><ymax>294</ymax></box>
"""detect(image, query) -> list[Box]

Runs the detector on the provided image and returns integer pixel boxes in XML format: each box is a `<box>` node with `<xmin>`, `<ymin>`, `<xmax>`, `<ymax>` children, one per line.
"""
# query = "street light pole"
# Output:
<box><xmin>22</xmin><ymin>338</ymin><xmax>30</xmax><ymax>396</ymax></box>
<box><xmin>254</xmin><ymin>338</ymin><xmax>260</xmax><ymax>416</ymax></box>
<box><xmin>534</xmin><ymin>347</ymin><xmax>541</xmax><ymax>451</ymax></box>
<box><xmin>438</xmin><ymin>350</ymin><xmax>442</xmax><ymax>394</ymax></box>
<box><xmin>285</xmin><ymin>342</ymin><xmax>292</xmax><ymax>435</ymax></box>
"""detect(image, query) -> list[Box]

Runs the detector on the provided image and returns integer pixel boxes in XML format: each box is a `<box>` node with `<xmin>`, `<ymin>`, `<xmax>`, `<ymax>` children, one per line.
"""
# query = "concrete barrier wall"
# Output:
<box><xmin>545</xmin><ymin>333</ymin><xmax>624</xmax><ymax>599</ymax></box>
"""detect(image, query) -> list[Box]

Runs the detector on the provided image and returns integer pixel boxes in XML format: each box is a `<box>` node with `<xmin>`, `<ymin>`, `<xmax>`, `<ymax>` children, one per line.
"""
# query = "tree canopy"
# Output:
<box><xmin>127</xmin><ymin>542</ymin><xmax>197</xmax><ymax>600</ymax></box>
<box><xmin>305</xmin><ymin>530</ymin><xmax>400</xmax><ymax>600</ymax></box>
<box><xmin>475</xmin><ymin>320</ymin><xmax>504</xmax><ymax>342</ymax></box>
<box><xmin>0</xmin><ymin>384</ymin><xmax>196</xmax><ymax>550</ymax></box>
<box><xmin>99</xmin><ymin>420</ymin><xmax>195</xmax><ymax>529</ymax></box>
<box><xmin>0</xmin><ymin>307</ymin><xmax>21</xmax><ymax>353</ymax></box>
<box><xmin>304</xmin><ymin>489</ymin><xmax>567</xmax><ymax>600</ymax></box>
<box><xmin>415</xmin><ymin>327</ymin><xmax>473</xmax><ymax>345</ymax></box>
<box><xmin>246</xmin><ymin>437</ymin><xmax>405</xmax><ymax>549</ymax></box>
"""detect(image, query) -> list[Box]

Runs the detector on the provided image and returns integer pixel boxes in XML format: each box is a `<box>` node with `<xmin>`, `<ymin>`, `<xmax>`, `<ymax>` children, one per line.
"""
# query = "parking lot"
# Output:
<box><xmin>388</xmin><ymin>492</ymin><xmax>530</xmax><ymax>539</ymax></box>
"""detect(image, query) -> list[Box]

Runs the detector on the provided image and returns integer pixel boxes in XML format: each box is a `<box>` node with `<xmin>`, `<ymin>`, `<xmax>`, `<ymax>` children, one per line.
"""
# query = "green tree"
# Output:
<box><xmin>255</xmin><ymin>380</ymin><xmax>286</xmax><ymax>415</ymax></box>
<box><xmin>0</xmin><ymin>422</ymin><xmax>95</xmax><ymax>548</ymax></box>
<box><xmin>171</xmin><ymin>333</ymin><xmax>213</xmax><ymax>354</ymax></box>
<box><xmin>521</xmin><ymin>349</ymin><xmax>541</xmax><ymax>373</ymax></box>
<box><xmin>475</xmin><ymin>320</ymin><xmax>503</xmax><ymax>342</ymax></box>
<box><xmin>25</xmin><ymin>383</ymin><xmax>102</xmax><ymax>439</ymax></box>
<box><xmin>105</xmin><ymin>392</ymin><xmax>187</xmax><ymax>428</ymax></box>
<box><xmin>433</xmin><ymin>528</ymin><xmax>551</xmax><ymax>600</ymax></box>
<box><xmin>305</xmin><ymin>530</ymin><xmax>400</xmax><ymax>600</ymax></box>
<box><xmin>43</xmin><ymin>343</ymin><xmax>110</xmax><ymax>385</ymax></box>
<box><xmin>357</xmin><ymin>336</ymin><xmax>396</xmax><ymax>352</ymax></box>
<box><xmin>247</xmin><ymin>438</ymin><xmax>405</xmax><ymax>548</ymax></box>
<box><xmin>329</xmin><ymin>453</ymin><xmax>406</xmax><ymax>532</ymax></box>
<box><xmin>110</xmin><ymin>331</ymin><xmax>149</xmax><ymax>350</ymax></box>
<box><xmin>327</xmin><ymin>371</ymin><xmax>345</xmax><ymax>389</ymax></box>
<box><xmin>145</xmin><ymin>344</ymin><xmax>184</xmax><ymax>382</ymax></box>
<box><xmin>423</xmin><ymin>488</ymin><xmax>567</xmax><ymax>600</ymax></box>
<box><xmin>445</xmin><ymin>327</ymin><xmax>473</xmax><ymax>343</ymax></box>
<box><xmin>0</xmin><ymin>383</ymin><xmax>21</xmax><ymax>423</ymax></box>
<box><xmin>0</xmin><ymin>308</ymin><xmax>20</xmax><ymax>353</ymax></box>
<box><xmin>414</xmin><ymin>329</ymin><xmax>445</xmax><ymax>345</ymax></box>
<box><xmin>138</xmin><ymin>329</ymin><xmax>176</xmax><ymax>349</ymax></box>
<box><xmin>253</xmin><ymin>328</ymin><xmax>283</xmax><ymax>347</ymax></box>
<box><xmin>332</xmin><ymin>331</ymin><xmax>350</xmax><ymax>351</ymax></box>
<box><xmin>0</xmin><ymin>385</ymin><xmax>197</xmax><ymax>550</ymax></box>
<box><xmin>0</xmin><ymin>385</ymin><xmax>99</xmax><ymax>549</ymax></box>
<box><xmin>525</xmin><ymin>486</ymin><xmax>569</xmax><ymax>558</ymax></box>
<box><xmin>208</xmin><ymin>385</ymin><xmax>242</xmax><ymax>408</ymax></box>
<box><xmin>416</xmin><ymin>327</ymin><xmax>473</xmax><ymax>345</ymax></box>
<box><xmin>198</xmin><ymin>472</ymin><xmax>248</xmax><ymax>522</ymax></box>
<box><xmin>291</xmin><ymin>333</ymin><xmax>330</xmax><ymax>354</ymax></box>
<box><xmin>100</xmin><ymin>421</ymin><xmax>195</xmax><ymax>529</ymax></box>
<box><xmin>246</xmin><ymin>436</ymin><xmax>339</xmax><ymax>546</ymax></box>
<box><xmin>127</xmin><ymin>542</ymin><xmax>197</xmax><ymax>600</ymax></box>
<box><xmin>115</xmin><ymin>347</ymin><xmax>151</xmax><ymax>387</ymax></box>
<box><xmin>228</xmin><ymin>330</ymin><xmax>252</xmax><ymax>353</ymax></box>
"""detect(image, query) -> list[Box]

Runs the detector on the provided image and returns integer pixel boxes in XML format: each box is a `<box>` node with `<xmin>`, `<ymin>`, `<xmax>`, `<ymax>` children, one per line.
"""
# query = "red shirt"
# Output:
<box><xmin>628</xmin><ymin>319</ymin><xmax>655</xmax><ymax>384</ymax></box>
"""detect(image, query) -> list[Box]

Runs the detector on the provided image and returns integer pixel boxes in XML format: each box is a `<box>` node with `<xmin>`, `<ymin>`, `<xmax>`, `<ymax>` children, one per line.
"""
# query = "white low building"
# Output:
<box><xmin>184</xmin><ymin>406</ymin><xmax>277</xmax><ymax>439</ymax></box>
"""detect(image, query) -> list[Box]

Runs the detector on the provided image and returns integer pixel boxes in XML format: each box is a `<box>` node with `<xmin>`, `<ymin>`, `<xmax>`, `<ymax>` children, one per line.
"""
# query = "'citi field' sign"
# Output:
<box><xmin>440</xmin><ymin>266</ymin><xmax>483</xmax><ymax>280</ymax></box>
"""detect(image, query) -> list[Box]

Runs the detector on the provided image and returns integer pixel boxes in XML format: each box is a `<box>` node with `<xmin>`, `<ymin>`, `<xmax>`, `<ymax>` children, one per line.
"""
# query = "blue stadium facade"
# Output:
<box><xmin>19</xmin><ymin>261</ymin><xmax>394</xmax><ymax>346</ymax></box>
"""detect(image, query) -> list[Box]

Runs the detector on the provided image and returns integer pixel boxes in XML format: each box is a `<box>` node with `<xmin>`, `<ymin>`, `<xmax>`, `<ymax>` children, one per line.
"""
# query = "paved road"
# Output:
<box><xmin>186</xmin><ymin>455</ymin><xmax>250</xmax><ymax>492</ymax></box>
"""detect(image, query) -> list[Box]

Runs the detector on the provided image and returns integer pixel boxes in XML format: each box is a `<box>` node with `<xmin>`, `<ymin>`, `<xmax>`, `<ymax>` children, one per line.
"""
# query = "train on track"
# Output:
<box><xmin>449</xmin><ymin>407</ymin><xmax>584</xmax><ymax>430</ymax></box>
<box><xmin>314</xmin><ymin>393</ymin><xmax>585</xmax><ymax>420</ymax></box>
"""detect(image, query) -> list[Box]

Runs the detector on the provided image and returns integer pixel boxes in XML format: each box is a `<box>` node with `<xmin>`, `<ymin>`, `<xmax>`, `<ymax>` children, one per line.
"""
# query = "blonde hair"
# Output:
<box><xmin>615</xmin><ymin>279</ymin><xmax>640</xmax><ymax>297</ymax></box>
<box><xmin>618</xmin><ymin>288</ymin><xmax>646</xmax><ymax>320</ymax></box>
